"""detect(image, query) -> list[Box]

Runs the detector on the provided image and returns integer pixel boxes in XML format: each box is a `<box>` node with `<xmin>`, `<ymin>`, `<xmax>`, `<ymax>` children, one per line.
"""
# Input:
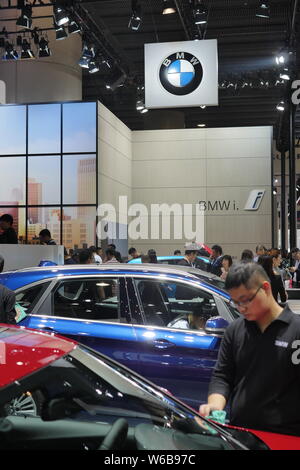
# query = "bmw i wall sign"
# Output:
<box><xmin>145</xmin><ymin>40</ymin><xmax>218</xmax><ymax>109</ymax></box>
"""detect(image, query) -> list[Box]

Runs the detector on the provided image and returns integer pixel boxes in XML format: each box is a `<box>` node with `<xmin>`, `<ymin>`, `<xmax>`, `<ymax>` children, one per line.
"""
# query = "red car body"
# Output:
<box><xmin>217</xmin><ymin>423</ymin><xmax>300</xmax><ymax>451</ymax></box>
<box><xmin>0</xmin><ymin>324</ymin><xmax>76</xmax><ymax>388</ymax></box>
<box><xmin>1</xmin><ymin>324</ymin><xmax>300</xmax><ymax>450</ymax></box>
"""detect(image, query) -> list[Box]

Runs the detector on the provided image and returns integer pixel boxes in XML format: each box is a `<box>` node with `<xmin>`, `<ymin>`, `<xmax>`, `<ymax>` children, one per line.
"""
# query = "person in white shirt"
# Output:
<box><xmin>89</xmin><ymin>246</ymin><xmax>103</xmax><ymax>265</ymax></box>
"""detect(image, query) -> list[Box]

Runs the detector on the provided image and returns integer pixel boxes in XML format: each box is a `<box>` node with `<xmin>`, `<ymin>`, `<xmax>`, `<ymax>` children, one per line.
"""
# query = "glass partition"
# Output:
<box><xmin>63</xmin><ymin>102</ymin><xmax>97</xmax><ymax>153</ymax></box>
<box><xmin>0</xmin><ymin>105</ymin><xmax>26</xmax><ymax>155</ymax></box>
<box><xmin>28</xmin><ymin>104</ymin><xmax>61</xmax><ymax>154</ymax></box>
<box><xmin>0</xmin><ymin>102</ymin><xmax>97</xmax><ymax>247</ymax></box>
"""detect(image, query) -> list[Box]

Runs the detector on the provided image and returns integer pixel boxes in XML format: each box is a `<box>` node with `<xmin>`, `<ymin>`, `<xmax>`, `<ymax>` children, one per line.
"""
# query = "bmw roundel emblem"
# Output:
<box><xmin>159</xmin><ymin>51</ymin><xmax>203</xmax><ymax>96</ymax></box>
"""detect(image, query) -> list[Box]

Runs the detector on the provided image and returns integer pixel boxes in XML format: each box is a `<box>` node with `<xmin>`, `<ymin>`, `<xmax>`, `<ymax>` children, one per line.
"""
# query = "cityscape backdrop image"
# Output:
<box><xmin>0</xmin><ymin>102</ymin><xmax>97</xmax><ymax>249</ymax></box>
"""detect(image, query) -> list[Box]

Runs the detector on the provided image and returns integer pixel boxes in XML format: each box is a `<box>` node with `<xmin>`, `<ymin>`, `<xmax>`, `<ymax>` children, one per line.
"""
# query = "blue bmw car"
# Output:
<box><xmin>0</xmin><ymin>264</ymin><xmax>238</xmax><ymax>409</ymax></box>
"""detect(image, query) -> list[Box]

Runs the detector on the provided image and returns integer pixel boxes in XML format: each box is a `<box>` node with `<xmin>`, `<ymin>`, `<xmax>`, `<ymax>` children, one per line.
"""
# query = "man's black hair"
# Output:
<box><xmin>79</xmin><ymin>249</ymin><xmax>92</xmax><ymax>264</ymax></box>
<box><xmin>255</xmin><ymin>244</ymin><xmax>267</xmax><ymax>253</ymax></box>
<box><xmin>0</xmin><ymin>214</ymin><xmax>13</xmax><ymax>225</ymax></box>
<box><xmin>108</xmin><ymin>244</ymin><xmax>116</xmax><ymax>250</ymax></box>
<box><xmin>212</xmin><ymin>244</ymin><xmax>223</xmax><ymax>255</ymax></box>
<box><xmin>106</xmin><ymin>248</ymin><xmax>116</xmax><ymax>257</ymax></box>
<box><xmin>128</xmin><ymin>247</ymin><xmax>137</xmax><ymax>255</ymax></box>
<box><xmin>225</xmin><ymin>262</ymin><xmax>270</xmax><ymax>291</ymax></box>
<box><xmin>39</xmin><ymin>228</ymin><xmax>51</xmax><ymax>238</ymax></box>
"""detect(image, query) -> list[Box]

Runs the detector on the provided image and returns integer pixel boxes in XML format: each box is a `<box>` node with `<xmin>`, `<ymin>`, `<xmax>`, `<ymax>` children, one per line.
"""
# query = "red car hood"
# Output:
<box><xmin>0</xmin><ymin>324</ymin><xmax>77</xmax><ymax>388</ymax></box>
<box><xmin>221</xmin><ymin>423</ymin><xmax>300</xmax><ymax>450</ymax></box>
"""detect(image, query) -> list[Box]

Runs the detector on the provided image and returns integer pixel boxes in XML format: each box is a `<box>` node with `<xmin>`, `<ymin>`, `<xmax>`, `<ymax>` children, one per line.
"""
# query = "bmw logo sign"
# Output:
<box><xmin>159</xmin><ymin>52</ymin><xmax>203</xmax><ymax>96</ymax></box>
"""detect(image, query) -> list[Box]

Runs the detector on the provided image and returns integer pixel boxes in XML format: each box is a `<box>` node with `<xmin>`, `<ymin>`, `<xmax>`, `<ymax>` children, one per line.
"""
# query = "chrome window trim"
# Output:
<box><xmin>21</xmin><ymin>313</ymin><xmax>135</xmax><ymax>327</ymax></box>
<box><xmin>48</xmin><ymin>274</ymin><xmax>124</xmax><ymax>322</ymax></box>
<box><xmin>14</xmin><ymin>278</ymin><xmax>57</xmax><ymax>314</ymax></box>
<box><xmin>128</xmin><ymin>321</ymin><xmax>224</xmax><ymax>338</ymax></box>
<box><xmin>130</xmin><ymin>274</ymin><xmax>229</xmax><ymax>333</ymax></box>
<box><xmin>129</xmin><ymin>273</ymin><xmax>226</xmax><ymax>298</ymax></box>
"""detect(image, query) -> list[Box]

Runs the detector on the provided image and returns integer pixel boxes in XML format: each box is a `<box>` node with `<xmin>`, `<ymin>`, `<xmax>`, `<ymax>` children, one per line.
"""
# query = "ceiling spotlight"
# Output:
<box><xmin>275</xmin><ymin>48</ymin><xmax>289</xmax><ymax>66</ymax></box>
<box><xmin>3</xmin><ymin>41</ymin><xmax>18</xmax><ymax>60</ymax></box>
<box><xmin>16</xmin><ymin>4</ymin><xmax>33</xmax><ymax>29</ymax></box>
<box><xmin>136</xmin><ymin>100</ymin><xmax>144</xmax><ymax>111</ymax></box>
<box><xmin>106</xmin><ymin>71</ymin><xmax>127</xmax><ymax>91</ymax></box>
<box><xmin>193</xmin><ymin>1</ymin><xmax>208</xmax><ymax>25</ymax></box>
<box><xmin>78</xmin><ymin>56</ymin><xmax>89</xmax><ymax>68</ymax></box>
<box><xmin>53</xmin><ymin>5</ymin><xmax>69</xmax><ymax>26</ymax></box>
<box><xmin>55</xmin><ymin>24</ymin><xmax>68</xmax><ymax>40</ymax></box>
<box><xmin>81</xmin><ymin>44</ymin><xmax>95</xmax><ymax>60</ymax></box>
<box><xmin>256</xmin><ymin>2</ymin><xmax>270</xmax><ymax>19</ymax></box>
<box><xmin>200</xmin><ymin>105</ymin><xmax>206</xmax><ymax>109</ymax></box>
<box><xmin>38</xmin><ymin>37</ymin><xmax>51</xmax><ymax>57</ymax></box>
<box><xmin>136</xmin><ymin>100</ymin><xmax>148</xmax><ymax>113</ymax></box>
<box><xmin>276</xmin><ymin>101</ymin><xmax>285</xmax><ymax>112</ymax></box>
<box><xmin>68</xmin><ymin>19</ymin><xmax>81</xmax><ymax>34</ymax></box>
<box><xmin>276</xmin><ymin>54</ymin><xmax>285</xmax><ymax>65</ymax></box>
<box><xmin>279</xmin><ymin>69</ymin><xmax>290</xmax><ymax>81</ymax></box>
<box><xmin>101</xmin><ymin>58</ymin><xmax>112</xmax><ymax>70</ymax></box>
<box><xmin>88</xmin><ymin>59</ymin><xmax>100</xmax><ymax>74</ymax></box>
<box><xmin>129</xmin><ymin>0</ymin><xmax>142</xmax><ymax>31</ymax></box>
<box><xmin>162</xmin><ymin>0</ymin><xmax>176</xmax><ymax>15</ymax></box>
<box><xmin>21</xmin><ymin>39</ymin><xmax>35</xmax><ymax>59</ymax></box>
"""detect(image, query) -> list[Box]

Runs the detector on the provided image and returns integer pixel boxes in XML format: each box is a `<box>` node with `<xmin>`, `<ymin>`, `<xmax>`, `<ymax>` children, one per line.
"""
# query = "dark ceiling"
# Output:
<box><xmin>77</xmin><ymin>0</ymin><xmax>298</xmax><ymax>140</ymax></box>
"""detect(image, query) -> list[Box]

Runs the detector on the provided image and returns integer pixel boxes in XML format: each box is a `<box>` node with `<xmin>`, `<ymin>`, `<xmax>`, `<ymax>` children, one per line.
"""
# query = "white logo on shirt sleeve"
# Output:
<box><xmin>291</xmin><ymin>340</ymin><xmax>300</xmax><ymax>365</ymax></box>
<box><xmin>275</xmin><ymin>340</ymin><xmax>289</xmax><ymax>348</ymax></box>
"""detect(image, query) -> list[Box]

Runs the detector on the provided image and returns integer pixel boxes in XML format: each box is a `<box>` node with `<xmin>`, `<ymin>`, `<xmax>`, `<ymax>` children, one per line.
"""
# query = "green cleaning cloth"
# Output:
<box><xmin>207</xmin><ymin>410</ymin><xmax>227</xmax><ymax>424</ymax></box>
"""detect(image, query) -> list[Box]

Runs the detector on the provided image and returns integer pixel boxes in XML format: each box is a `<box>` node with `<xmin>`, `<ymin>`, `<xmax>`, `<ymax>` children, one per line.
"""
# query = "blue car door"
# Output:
<box><xmin>128</xmin><ymin>276</ymin><xmax>223</xmax><ymax>409</ymax></box>
<box><xmin>18</xmin><ymin>276</ymin><xmax>139</xmax><ymax>372</ymax></box>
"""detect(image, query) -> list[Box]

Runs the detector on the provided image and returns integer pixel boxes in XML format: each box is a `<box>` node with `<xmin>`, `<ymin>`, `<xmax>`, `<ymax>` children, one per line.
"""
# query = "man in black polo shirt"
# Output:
<box><xmin>200</xmin><ymin>262</ymin><xmax>300</xmax><ymax>436</ymax></box>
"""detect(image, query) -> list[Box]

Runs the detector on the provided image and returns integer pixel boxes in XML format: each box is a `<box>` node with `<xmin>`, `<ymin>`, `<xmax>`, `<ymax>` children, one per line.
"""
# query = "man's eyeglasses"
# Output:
<box><xmin>229</xmin><ymin>285</ymin><xmax>262</xmax><ymax>309</ymax></box>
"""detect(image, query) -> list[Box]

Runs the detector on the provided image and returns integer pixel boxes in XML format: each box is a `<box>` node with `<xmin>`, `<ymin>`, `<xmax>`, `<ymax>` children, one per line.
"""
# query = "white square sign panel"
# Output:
<box><xmin>145</xmin><ymin>39</ymin><xmax>218</xmax><ymax>109</ymax></box>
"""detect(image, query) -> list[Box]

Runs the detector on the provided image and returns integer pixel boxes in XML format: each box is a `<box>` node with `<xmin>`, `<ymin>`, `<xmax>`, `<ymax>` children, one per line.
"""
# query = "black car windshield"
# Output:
<box><xmin>0</xmin><ymin>345</ymin><xmax>245</xmax><ymax>451</ymax></box>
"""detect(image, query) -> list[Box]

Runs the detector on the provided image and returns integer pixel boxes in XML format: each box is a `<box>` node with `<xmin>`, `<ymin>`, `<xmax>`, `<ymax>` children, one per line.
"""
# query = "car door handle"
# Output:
<box><xmin>152</xmin><ymin>339</ymin><xmax>175</xmax><ymax>349</ymax></box>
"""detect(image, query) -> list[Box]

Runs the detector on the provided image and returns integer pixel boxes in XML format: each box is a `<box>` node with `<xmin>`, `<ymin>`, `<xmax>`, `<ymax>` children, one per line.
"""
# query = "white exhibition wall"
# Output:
<box><xmin>130</xmin><ymin>126</ymin><xmax>272</xmax><ymax>258</ymax></box>
<box><xmin>96</xmin><ymin>101</ymin><xmax>272</xmax><ymax>258</ymax></box>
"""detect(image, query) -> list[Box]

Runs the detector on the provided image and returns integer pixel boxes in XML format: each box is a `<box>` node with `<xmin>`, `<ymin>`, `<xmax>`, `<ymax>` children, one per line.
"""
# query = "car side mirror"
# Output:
<box><xmin>204</xmin><ymin>316</ymin><xmax>229</xmax><ymax>335</ymax></box>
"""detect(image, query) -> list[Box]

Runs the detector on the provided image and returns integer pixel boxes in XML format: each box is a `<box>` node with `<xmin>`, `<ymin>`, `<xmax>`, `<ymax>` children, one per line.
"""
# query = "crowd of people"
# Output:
<box><xmin>1</xmin><ymin>213</ymin><xmax>300</xmax><ymax>436</ymax></box>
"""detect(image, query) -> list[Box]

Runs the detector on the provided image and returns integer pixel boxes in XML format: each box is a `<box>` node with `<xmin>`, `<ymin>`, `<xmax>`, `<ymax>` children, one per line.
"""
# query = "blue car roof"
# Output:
<box><xmin>0</xmin><ymin>264</ymin><xmax>229</xmax><ymax>299</ymax></box>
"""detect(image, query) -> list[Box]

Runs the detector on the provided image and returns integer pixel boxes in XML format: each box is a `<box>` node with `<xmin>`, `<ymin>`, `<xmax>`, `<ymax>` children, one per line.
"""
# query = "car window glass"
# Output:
<box><xmin>52</xmin><ymin>278</ymin><xmax>120</xmax><ymax>322</ymax></box>
<box><xmin>15</xmin><ymin>282</ymin><xmax>51</xmax><ymax>314</ymax></box>
<box><xmin>134</xmin><ymin>279</ymin><xmax>218</xmax><ymax>331</ymax></box>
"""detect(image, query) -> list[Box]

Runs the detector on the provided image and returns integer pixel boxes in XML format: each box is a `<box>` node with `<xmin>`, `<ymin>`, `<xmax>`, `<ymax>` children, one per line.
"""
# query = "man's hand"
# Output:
<box><xmin>199</xmin><ymin>403</ymin><xmax>220</xmax><ymax>417</ymax></box>
<box><xmin>199</xmin><ymin>394</ymin><xmax>226</xmax><ymax>417</ymax></box>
